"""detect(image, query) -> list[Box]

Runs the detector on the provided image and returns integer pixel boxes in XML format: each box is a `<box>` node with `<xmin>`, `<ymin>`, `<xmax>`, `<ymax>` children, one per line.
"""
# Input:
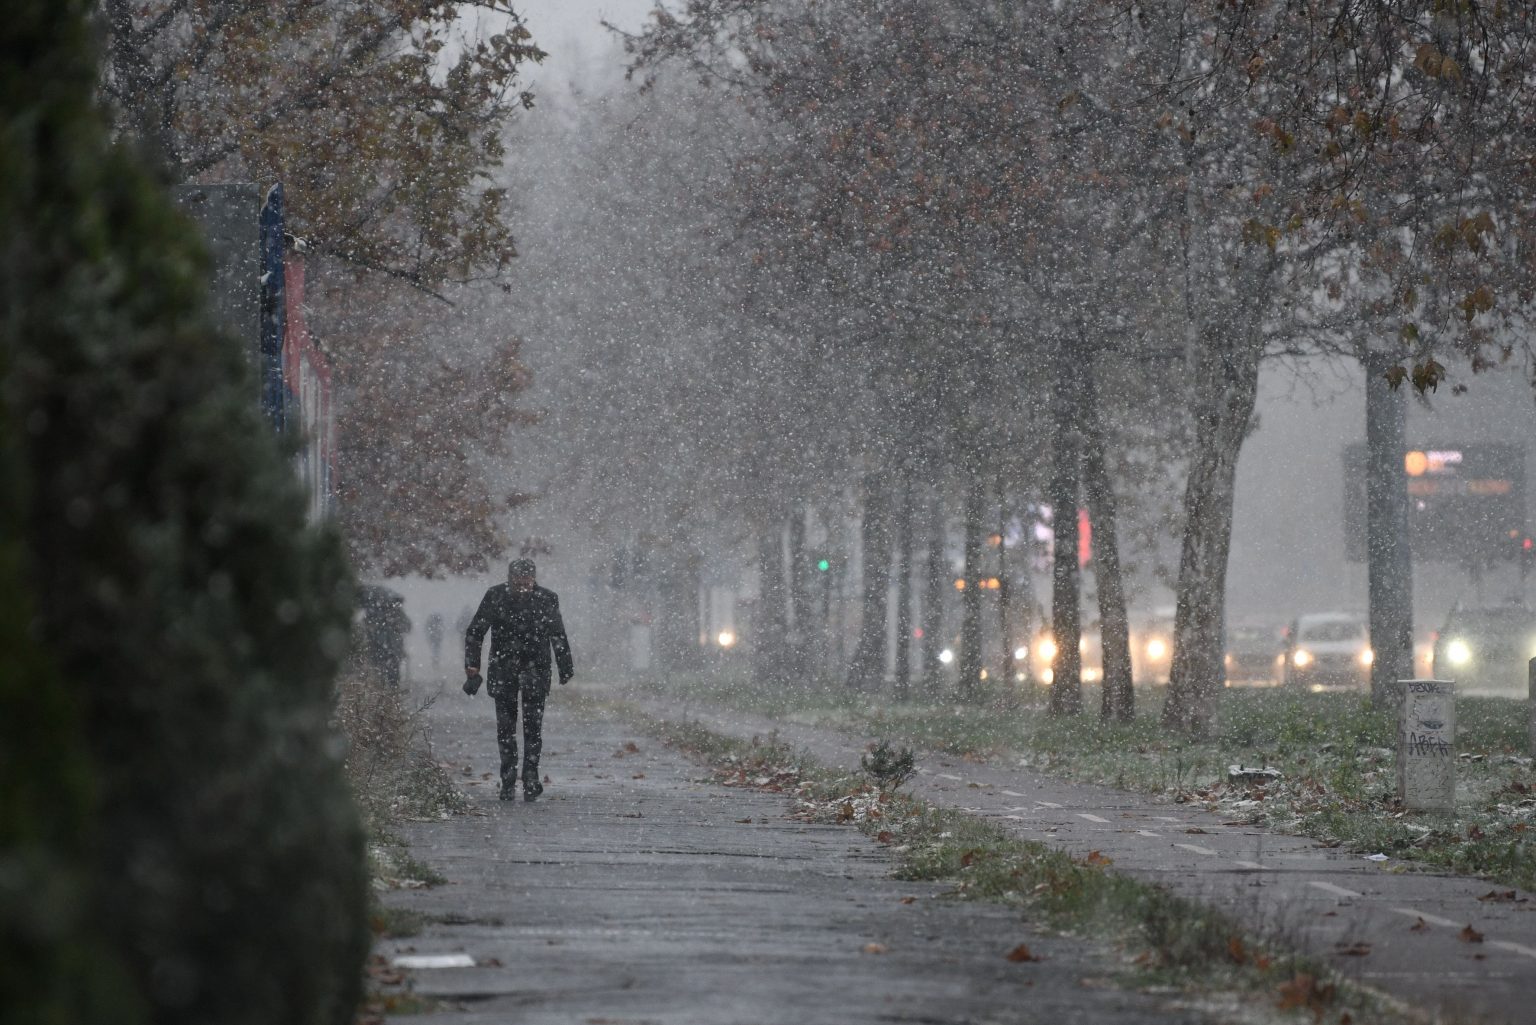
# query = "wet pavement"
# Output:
<box><xmin>375</xmin><ymin>686</ymin><xmax>1221</xmax><ymax>1025</ymax></box>
<box><xmin>625</xmin><ymin>689</ymin><xmax>1536</xmax><ymax>1025</ymax></box>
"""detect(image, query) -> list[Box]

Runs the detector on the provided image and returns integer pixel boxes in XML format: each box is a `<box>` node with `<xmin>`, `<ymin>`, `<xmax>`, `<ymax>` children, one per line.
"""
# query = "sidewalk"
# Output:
<box><xmin>374</xmin><ymin>686</ymin><xmax>1222</xmax><ymax>1025</ymax></box>
<box><xmin>619</xmin><ymin>688</ymin><xmax>1536</xmax><ymax>1025</ymax></box>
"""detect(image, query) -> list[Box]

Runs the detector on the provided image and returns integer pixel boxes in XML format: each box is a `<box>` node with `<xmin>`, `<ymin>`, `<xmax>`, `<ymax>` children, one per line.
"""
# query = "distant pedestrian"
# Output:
<box><xmin>425</xmin><ymin>612</ymin><xmax>444</xmax><ymax>667</ymax></box>
<box><xmin>358</xmin><ymin>585</ymin><xmax>411</xmax><ymax>686</ymax></box>
<box><xmin>464</xmin><ymin>559</ymin><xmax>574</xmax><ymax>801</ymax></box>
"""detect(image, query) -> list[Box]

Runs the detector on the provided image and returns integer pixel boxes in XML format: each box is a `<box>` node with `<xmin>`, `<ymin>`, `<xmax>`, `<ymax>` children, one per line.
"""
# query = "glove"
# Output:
<box><xmin>462</xmin><ymin>672</ymin><xmax>481</xmax><ymax>696</ymax></box>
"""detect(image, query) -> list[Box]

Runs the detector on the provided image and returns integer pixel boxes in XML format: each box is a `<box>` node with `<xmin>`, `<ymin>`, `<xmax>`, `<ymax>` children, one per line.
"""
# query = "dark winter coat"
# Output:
<box><xmin>465</xmin><ymin>584</ymin><xmax>573</xmax><ymax>692</ymax></box>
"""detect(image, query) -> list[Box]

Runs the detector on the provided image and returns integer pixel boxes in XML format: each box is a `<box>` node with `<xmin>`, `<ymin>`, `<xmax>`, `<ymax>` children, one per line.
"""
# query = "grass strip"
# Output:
<box><xmin>632</xmin><ymin>676</ymin><xmax>1536</xmax><ymax>891</ymax></box>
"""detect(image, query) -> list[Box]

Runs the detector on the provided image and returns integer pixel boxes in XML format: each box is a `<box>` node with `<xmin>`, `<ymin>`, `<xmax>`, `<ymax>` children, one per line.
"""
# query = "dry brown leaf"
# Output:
<box><xmin>1478</xmin><ymin>890</ymin><xmax>1519</xmax><ymax>902</ymax></box>
<box><xmin>1410</xmin><ymin>917</ymin><xmax>1428</xmax><ymax>932</ymax></box>
<box><xmin>898</xmin><ymin>896</ymin><xmax>916</xmax><ymax>905</ymax></box>
<box><xmin>1085</xmin><ymin>850</ymin><xmax>1113</xmax><ymax>867</ymax></box>
<box><xmin>1227</xmin><ymin>936</ymin><xmax>1247</xmax><ymax>964</ymax></box>
<box><xmin>1460</xmin><ymin>925</ymin><xmax>1485</xmax><ymax>943</ymax></box>
<box><xmin>1005</xmin><ymin>943</ymin><xmax>1043</xmax><ymax>962</ymax></box>
<box><xmin>1276</xmin><ymin>973</ymin><xmax>1335</xmax><ymax>1014</ymax></box>
<box><xmin>862</xmin><ymin>942</ymin><xmax>888</xmax><ymax>955</ymax></box>
<box><xmin>1334</xmin><ymin>941</ymin><xmax>1372</xmax><ymax>956</ymax></box>
<box><xmin>876</xmin><ymin>830</ymin><xmax>894</xmax><ymax>843</ymax></box>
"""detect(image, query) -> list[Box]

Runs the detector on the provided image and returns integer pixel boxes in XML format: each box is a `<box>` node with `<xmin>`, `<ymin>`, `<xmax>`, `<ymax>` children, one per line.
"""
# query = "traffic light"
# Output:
<box><xmin>817</xmin><ymin>558</ymin><xmax>831</xmax><ymax>572</ymax></box>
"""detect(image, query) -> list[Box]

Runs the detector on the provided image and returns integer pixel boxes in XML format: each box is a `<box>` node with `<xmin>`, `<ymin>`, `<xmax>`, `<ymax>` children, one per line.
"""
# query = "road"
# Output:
<box><xmin>373</xmin><ymin>687</ymin><xmax>1223</xmax><ymax>1025</ymax></box>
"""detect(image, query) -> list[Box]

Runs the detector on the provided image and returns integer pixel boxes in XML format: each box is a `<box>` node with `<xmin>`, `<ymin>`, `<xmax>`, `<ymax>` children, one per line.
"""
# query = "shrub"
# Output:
<box><xmin>0</xmin><ymin>3</ymin><xmax>368</xmax><ymax>1023</ymax></box>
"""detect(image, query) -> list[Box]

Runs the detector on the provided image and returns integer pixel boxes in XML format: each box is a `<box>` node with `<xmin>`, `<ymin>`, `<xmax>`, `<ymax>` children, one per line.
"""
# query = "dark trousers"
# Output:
<box><xmin>493</xmin><ymin>670</ymin><xmax>548</xmax><ymax>788</ymax></box>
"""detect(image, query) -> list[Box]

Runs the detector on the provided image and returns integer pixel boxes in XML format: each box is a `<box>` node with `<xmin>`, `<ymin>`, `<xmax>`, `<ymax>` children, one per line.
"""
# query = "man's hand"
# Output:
<box><xmin>463</xmin><ymin>667</ymin><xmax>482</xmax><ymax>696</ymax></box>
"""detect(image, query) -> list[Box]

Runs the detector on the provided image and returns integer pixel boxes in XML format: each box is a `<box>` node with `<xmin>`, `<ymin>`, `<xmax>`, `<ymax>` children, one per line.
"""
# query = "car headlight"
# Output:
<box><xmin>938</xmin><ymin>648</ymin><xmax>955</xmax><ymax>665</ymax></box>
<box><xmin>1293</xmin><ymin>649</ymin><xmax>1313</xmax><ymax>668</ymax></box>
<box><xmin>1037</xmin><ymin>638</ymin><xmax>1057</xmax><ymax>662</ymax></box>
<box><xmin>1446</xmin><ymin>639</ymin><xmax>1472</xmax><ymax>666</ymax></box>
<box><xmin>1146</xmin><ymin>637</ymin><xmax>1168</xmax><ymax>660</ymax></box>
<box><xmin>1359</xmin><ymin>647</ymin><xmax>1374</xmax><ymax>666</ymax></box>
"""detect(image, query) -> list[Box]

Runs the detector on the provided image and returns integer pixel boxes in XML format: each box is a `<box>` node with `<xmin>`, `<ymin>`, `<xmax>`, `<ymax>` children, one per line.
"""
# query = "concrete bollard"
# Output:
<box><xmin>1397</xmin><ymin>679</ymin><xmax>1455</xmax><ymax>813</ymax></box>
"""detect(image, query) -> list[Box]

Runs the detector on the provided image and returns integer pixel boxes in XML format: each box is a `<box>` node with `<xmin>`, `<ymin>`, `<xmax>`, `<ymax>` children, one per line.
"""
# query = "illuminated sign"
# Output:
<box><xmin>1345</xmin><ymin>443</ymin><xmax>1525</xmax><ymax>565</ymax></box>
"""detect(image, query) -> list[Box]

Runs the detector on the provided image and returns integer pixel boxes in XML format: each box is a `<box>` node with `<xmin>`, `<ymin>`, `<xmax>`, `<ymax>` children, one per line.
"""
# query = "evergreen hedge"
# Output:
<box><xmin>1</xmin><ymin>3</ymin><xmax>368</xmax><ymax>1023</ymax></box>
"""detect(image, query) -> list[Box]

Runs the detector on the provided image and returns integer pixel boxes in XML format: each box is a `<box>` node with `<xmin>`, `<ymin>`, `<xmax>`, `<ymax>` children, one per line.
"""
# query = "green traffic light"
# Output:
<box><xmin>817</xmin><ymin>559</ymin><xmax>830</xmax><ymax>572</ymax></box>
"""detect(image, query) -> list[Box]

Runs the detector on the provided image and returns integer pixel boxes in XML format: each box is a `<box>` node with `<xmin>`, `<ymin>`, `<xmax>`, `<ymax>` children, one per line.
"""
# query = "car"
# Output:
<box><xmin>1129</xmin><ymin>609</ymin><xmax>1176</xmax><ymax>685</ymax></box>
<box><xmin>1283</xmin><ymin>612</ymin><xmax>1372</xmax><ymax>691</ymax></box>
<box><xmin>1431</xmin><ymin>603</ymin><xmax>1536</xmax><ymax>698</ymax></box>
<box><xmin>1225</xmin><ymin>623</ymin><xmax>1283</xmax><ymax>686</ymax></box>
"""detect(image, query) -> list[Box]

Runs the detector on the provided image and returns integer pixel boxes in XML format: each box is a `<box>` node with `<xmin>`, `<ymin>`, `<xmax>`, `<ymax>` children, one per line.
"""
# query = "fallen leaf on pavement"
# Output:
<box><xmin>876</xmin><ymin>830</ymin><xmax>893</xmax><ymax>843</ymax></box>
<box><xmin>735</xmin><ymin>818</ymin><xmax>752</xmax><ymax>824</ymax></box>
<box><xmin>1185</xmin><ymin>827</ymin><xmax>1209</xmax><ymax>835</ymax></box>
<box><xmin>1334</xmin><ymin>941</ymin><xmax>1371</xmax><ymax>956</ymax></box>
<box><xmin>1409</xmin><ymin>917</ymin><xmax>1428</xmax><ymax>932</ymax></box>
<box><xmin>1478</xmin><ymin>890</ymin><xmax>1520</xmax><ymax>902</ymax></box>
<box><xmin>1084</xmin><ymin>850</ymin><xmax>1113</xmax><ymax>866</ymax></box>
<box><xmin>1005</xmin><ymin>944</ymin><xmax>1043</xmax><ymax>962</ymax></box>
<box><xmin>898</xmin><ymin>896</ymin><xmax>916</xmax><ymax>905</ymax></box>
<box><xmin>631</xmin><ymin>773</ymin><xmax>646</xmax><ymax>779</ymax></box>
<box><xmin>862</xmin><ymin>943</ymin><xmax>888</xmax><ymax>954</ymax></box>
<box><xmin>1460</xmin><ymin>925</ymin><xmax>1484</xmax><ymax>943</ymax></box>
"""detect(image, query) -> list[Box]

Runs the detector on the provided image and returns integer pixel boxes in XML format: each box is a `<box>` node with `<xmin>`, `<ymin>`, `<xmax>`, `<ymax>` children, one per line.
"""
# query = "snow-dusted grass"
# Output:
<box><xmin>642</xmin><ymin>675</ymin><xmax>1536</xmax><ymax>891</ymax></box>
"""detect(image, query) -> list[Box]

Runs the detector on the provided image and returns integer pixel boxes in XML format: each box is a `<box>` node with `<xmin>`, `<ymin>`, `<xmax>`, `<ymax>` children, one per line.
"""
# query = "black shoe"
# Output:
<box><xmin>499</xmin><ymin>780</ymin><xmax>518</xmax><ymax>801</ymax></box>
<box><xmin>523</xmin><ymin>782</ymin><xmax>543</xmax><ymax>802</ymax></box>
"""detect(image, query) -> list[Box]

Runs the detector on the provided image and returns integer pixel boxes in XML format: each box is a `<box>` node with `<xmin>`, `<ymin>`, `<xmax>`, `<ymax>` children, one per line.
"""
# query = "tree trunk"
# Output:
<box><xmin>752</xmin><ymin>524</ymin><xmax>789</xmax><ymax>686</ymax></box>
<box><xmin>893</xmin><ymin>469</ymin><xmax>916</xmax><ymax>700</ymax></box>
<box><xmin>846</xmin><ymin>471</ymin><xmax>894</xmax><ymax>691</ymax></box>
<box><xmin>921</xmin><ymin>486</ymin><xmax>948</xmax><ymax>699</ymax></box>
<box><xmin>959</xmin><ymin>472</ymin><xmax>986</xmax><ymax>696</ymax></box>
<box><xmin>997</xmin><ymin>481</ymin><xmax>1016</xmax><ymax>683</ymax></box>
<box><xmin>1082</xmin><ymin>372</ymin><xmax>1133</xmax><ymax>722</ymax></box>
<box><xmin>1161</xmin><ymin>323</ymin><xmax>1264</xmax><ymax>735</ymax></box>
<box><xmin>1048</xmin><ymin>336</ymin><xmax>1084</xmax><ymax>716</ymax></box>
<box><xmin>787</xmin><ymin>506</ymin><xmax>810</xmax><ymax>677</ymax></box>
<box><xmin>1364</xmin><ymin>347</ymin><xmax>1415</xmax><ymax>708</ymax></box>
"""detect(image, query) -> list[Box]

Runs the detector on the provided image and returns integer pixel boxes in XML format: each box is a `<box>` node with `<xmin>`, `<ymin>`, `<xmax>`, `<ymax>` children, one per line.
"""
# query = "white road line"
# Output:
<box><xmin>1153</xmin><ymin>816</ymin><xmax>1182</xmax><ymax>824</ymax></box>
<box><xmin>1036</xmin><ymin>801</ymin><xmax>1062</xmax><ymax>809</ymax></box>
<box><xmin>1490</xmin><ymin>940</ymin><xmax>1536</xmax><ymax>960</ymax></box>
<box><xmin>935</xmin><ymin>773</ymin><xmax>963</xmax><ymax>781</ymax></box>
<box><xmin>1175</xmin><ymin>843</ymin><xmax>1218</xmax><ymax>856</ymax></box>
<box><xmin>1135</xmin><ymin>830</ymin><xmax>1161</xmax><ymax>838</ymax></box>
<box><xmin>1309</xmin><ymin>882</ymin><xmax>1363</xmax><ymax>899</ymax></box>
<box><xmin>1000</xmin><ymin>789</ymin><xmax>1025</xmax><ymax>797</ymax></box>
<box><xmin>1233</xmin><ymin>860</ymin><xmax>1264</xmax><ymax>869</ymax></box>
<box><xmin>1077</xmin><ymin>813</ymin><xmax>1111</xmax><ymax>824</ymax></box>
<box><xmin>1389</xmin><ymin>907</ymin><xmax>1461</xmax><ymax>929</ymax></box>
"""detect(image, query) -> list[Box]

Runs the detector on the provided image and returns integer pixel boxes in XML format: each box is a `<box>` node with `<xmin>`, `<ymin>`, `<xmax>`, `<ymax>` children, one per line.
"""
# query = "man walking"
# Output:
<box><xmin>464</xmin><ymin>559</ymin><xmax>574</xmax><ymax>801</ymax></box>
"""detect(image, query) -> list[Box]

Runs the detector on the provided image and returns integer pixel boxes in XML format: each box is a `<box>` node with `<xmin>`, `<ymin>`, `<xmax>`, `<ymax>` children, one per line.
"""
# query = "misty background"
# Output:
<box><xmin>388</xmin><ymin>1</ymin><xmax>1536</xmax><ymax>675</ymax></box>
